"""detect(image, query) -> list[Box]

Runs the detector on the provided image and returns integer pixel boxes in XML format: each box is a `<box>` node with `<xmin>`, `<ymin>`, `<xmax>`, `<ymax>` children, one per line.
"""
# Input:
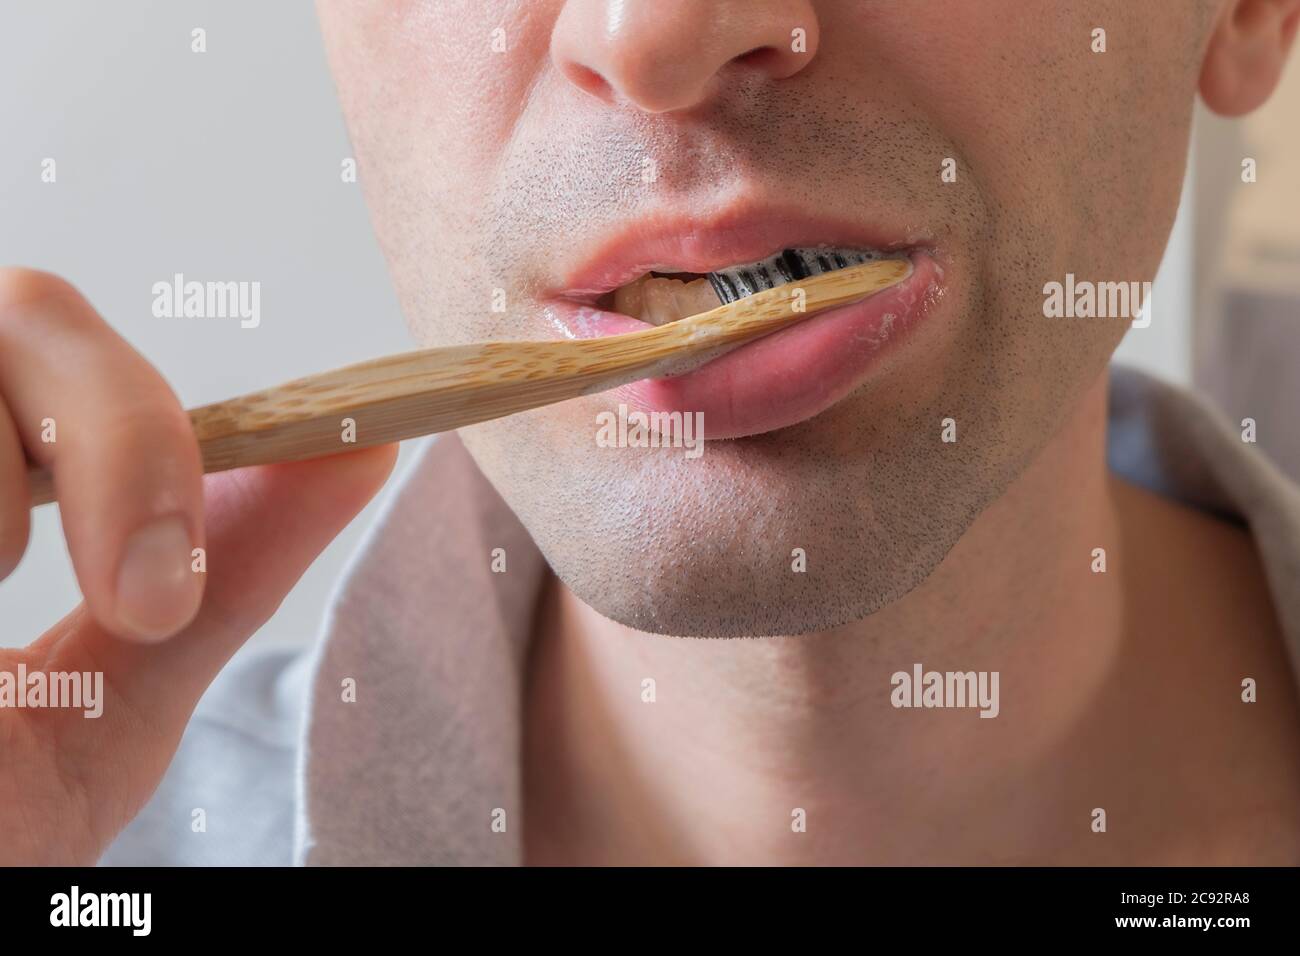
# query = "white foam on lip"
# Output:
<box><xmin>686</xmin><ymin>323</ymin><xmax>724</xmax><ymax>343</ymax></box>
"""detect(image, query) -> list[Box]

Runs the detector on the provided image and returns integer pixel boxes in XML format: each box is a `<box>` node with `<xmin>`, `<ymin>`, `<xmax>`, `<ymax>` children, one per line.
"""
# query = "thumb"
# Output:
<box><xmin>22</xmin><ymin>443</ymin><xmax>397</xmax><ymax>860</ymax></box>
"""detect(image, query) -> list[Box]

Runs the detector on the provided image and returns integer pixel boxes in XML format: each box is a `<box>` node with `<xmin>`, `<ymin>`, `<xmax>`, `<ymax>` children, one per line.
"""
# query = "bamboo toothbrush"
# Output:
<box><xmin>26</xmin><ymin>258</ymin><xmax>909</xmax><ymax>507</ymax></box>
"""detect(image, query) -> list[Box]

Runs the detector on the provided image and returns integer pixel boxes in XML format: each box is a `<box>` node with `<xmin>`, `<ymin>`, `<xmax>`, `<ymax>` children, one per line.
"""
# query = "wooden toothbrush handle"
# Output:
<box><xmin>25</xmin><ymin>258</ymin><xmax>909</xmax><ymax>507</ymax></box>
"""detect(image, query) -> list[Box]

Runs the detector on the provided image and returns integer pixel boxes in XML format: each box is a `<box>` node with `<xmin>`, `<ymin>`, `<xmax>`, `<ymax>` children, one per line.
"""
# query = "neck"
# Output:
<box><xmin>525</xmin><ymin>370</ymin><xmax>1127</xmax><ymax>865</ymax></box>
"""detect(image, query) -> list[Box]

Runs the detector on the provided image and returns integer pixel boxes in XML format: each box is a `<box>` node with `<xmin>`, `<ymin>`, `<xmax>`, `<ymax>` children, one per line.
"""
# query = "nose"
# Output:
<box><xmin>551</xmin><ymin>0</ymin><xmax>820</xmax><ymax>114</ymax></box>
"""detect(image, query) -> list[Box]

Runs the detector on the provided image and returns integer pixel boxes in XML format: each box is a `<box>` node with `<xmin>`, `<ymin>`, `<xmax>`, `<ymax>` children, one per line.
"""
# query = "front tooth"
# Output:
<box><xmin>707</xmin><ymin>247</ymin><xmax>885</xmax><ymax>305</ymax></box>
<box><xmin>674</xmin><ymin>276</ymin><xmax>722</xmax><ymax>318</ymax></box>
<box><xmin>640</xmin><ymin>278</ymin><xmax>679</xmax><ymax>325</ymax></box>
<box><xmin>630</xmin><ymin>275</ymin><xmax>721</xmax><ymax>326</ymax></box>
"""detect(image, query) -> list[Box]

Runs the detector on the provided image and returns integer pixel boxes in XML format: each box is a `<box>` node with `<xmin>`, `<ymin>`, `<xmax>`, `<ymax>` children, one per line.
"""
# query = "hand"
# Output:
<box><xmin>0</xmin><ymin>269</ymin><xmax>397</xmax><ymax>863</ymax></box>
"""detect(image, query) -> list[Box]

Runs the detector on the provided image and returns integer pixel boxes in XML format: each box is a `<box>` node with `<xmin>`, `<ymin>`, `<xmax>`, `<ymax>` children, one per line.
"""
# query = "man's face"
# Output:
<box><xmin>317</xmin><ymin>1</ymin><xmax>1210</xmax><ymax>636</ymax></box>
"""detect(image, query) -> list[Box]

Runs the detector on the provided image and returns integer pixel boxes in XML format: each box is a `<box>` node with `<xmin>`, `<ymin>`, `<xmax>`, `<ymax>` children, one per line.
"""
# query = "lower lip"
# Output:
<box><xmin>543</xmin><ymin>251</ymin><xmax>943</xmax><ymax>439</ymax></box>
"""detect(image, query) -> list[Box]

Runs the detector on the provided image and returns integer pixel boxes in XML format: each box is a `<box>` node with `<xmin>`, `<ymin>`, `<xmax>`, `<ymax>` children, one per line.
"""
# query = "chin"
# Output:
<box><xmin>542</xmin><ymin>527</ymin><xmax>955</xmax><ymax>639</ymax></box>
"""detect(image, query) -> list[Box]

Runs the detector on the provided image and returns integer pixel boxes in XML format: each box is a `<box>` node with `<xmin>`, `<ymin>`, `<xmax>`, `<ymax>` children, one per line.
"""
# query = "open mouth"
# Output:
<box><xmin>597</xmin><ymin>246</ymin><xmax>904</xmax><ymax>326</ymax></box>
<box><xmin>542</xmin><ymin>210</ymin><xmax>943</xmax><ymax>439</ymax></box>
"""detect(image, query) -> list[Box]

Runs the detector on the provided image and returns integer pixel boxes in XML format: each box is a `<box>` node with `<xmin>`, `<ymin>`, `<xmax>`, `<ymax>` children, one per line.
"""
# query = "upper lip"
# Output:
<box><xmin>552</xmin><ymin>203</ymin><xmax>929</xmax><ymax>303</ymax></box>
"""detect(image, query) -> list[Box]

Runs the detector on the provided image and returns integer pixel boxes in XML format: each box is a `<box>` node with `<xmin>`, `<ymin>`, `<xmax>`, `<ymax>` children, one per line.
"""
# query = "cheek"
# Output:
<box><xmin>317</xmin><ymin>1</ymin><xmax>565</xmax><ymax>344</ymax></box>
<box><xmin>393</xmin><ymin>3</ymin><xmax>559</xmax><ymax>171</ymax></box>
<box><xmin>860</xmin><ymin>0</ymin><xmax>1193</xmax><ymax>271</ymax></box>
<box><xmin>320</xmin><ymin>1</ymin><xmax>557</xmax><ymax>206</ymax></box>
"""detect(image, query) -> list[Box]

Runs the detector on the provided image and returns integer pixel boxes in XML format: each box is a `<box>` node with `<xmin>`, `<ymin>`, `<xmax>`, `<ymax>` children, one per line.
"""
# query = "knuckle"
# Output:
<box><xmin>97</xmin><ymin>396</ymin><xmax>199</xmax><ymax>467</ymax></box>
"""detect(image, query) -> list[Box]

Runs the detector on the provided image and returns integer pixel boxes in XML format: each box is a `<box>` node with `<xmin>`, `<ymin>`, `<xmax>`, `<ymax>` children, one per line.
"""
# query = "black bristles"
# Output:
<box><xmin>782</xmin><ymin>249</ymin><xmax>809</xmax><ymax>280</ymax></box>
<box><xmin>708</xmin><ymin>271</ymin><xmax>739</xmax><ymax>305</ymax></box>
<box><xmin>706</xmin><ymin>247</ymin><xmax>881</xmax><ymax>305</ymax></box>
<box><xmin>773</xmin><ymin>254</ymin><xmax>794</xmax><ymax>283</ymax></box>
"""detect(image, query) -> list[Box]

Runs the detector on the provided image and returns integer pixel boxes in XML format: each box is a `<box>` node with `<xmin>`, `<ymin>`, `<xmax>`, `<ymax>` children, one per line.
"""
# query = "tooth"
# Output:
<box><xmin>617</xmin><ymin>274</ymin><xmax>721</xmax><ymax>326</ymax></box>
<box><xmin>641</xmin><ymin>277</ymin><xmax>679</xmax><ymax>325</ymax></box>
<box><xmin>613</xmin><ymin>275</ymin><xmax>647</xmax><ymax>319</ymax></box>
<box><xmin>675</xmin><ymin>276</ymin><xmax>722</xmax><ymax>318</ymax></box>
<box><xmin>707</xmin><ymin>247</ymin><xmax>886</xmax><ymax>305</ymax></box>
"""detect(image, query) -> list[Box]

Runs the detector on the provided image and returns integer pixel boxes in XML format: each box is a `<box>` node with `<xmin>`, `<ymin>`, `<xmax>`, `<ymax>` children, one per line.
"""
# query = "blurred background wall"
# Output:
<box><xmin>1192</xmin><ymin>50</ymin><xmax>1300</xmax><ymax>480</ymax></box>
<box><xmin>0</xmin><ymin>1</ymin><xmax>414</xmax><ymax>648</ymax></box>
<box><xmin>1</xmin><ymin>2</ymin><xmax>1293</xmax><ymax>648</ymax></box>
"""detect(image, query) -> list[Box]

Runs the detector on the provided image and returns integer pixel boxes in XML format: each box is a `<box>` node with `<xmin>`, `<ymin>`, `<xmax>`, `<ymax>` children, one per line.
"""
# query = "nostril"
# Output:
<box><xmin>561</xmin><ymin>61</ymin><xmax>614</xmax><ymax>102</ymax></box>
<box><xmin>731</xmin><ymin>46</ymin><xmax>781</xmax><ymax>69</ymax></box>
